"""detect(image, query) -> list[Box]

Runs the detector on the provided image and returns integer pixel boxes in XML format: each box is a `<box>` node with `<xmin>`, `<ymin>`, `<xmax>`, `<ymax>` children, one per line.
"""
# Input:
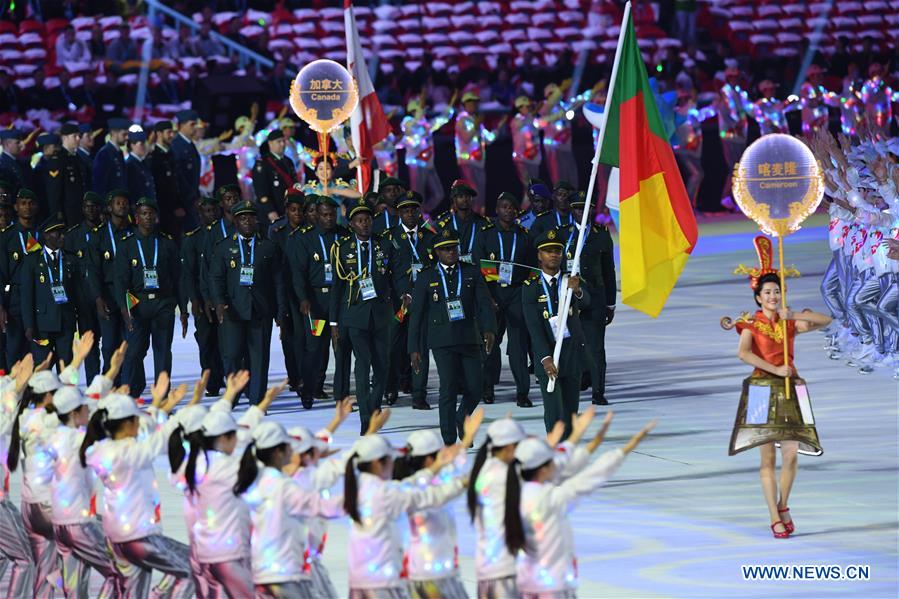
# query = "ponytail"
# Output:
<box><xmin>167</xmin><ymin>425</ymin><xmax>187</xmax><ymax>474</ymax></box>
<box><xmin>392</xmin><ymin>447</ymin><xmax>435</xmax><ymax>481</ymax></box>
<box><xmin>6</xmin><ymin>389</ymin><xmax>32</xmax><ymax>472</ymax></box>
<box><xmin>79</xmin><ymin>408</ymin><xmax>109</xmax><ymax>467</ymax></box>
<box><xmin>343</xmin><ymin>453</ymin><xmax>361</xmax><ymax>524</ymax></box>
<box><xmin>504</xmin><ymin>459</ymin><xmax>528</xmax><ymax>555</ymax></box>
<box><xmin>184</xmin><ymin>431</ymin><xmax>210</xmax><ymax>495</ymax></box>
<box><xmin>233</xmin><ymin>442</ymin><xmax>259</xmax><ymax>495</ymax></box>
<box><xmin>467</xmin><ymin>437</ymin><xmax>491</xmax><ymax>522</ymax></box>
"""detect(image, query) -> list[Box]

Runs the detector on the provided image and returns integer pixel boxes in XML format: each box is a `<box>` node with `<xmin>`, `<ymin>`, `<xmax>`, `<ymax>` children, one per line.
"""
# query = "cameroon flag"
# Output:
<box><xmin>598</xmin><ymin>8</ymin><xmax>697</xmax><ymax>317</ymax></box>
<box><xmin>479</xmin><ymin>259</ymin><xmax>499</xmax><ymax>282</ymax></box>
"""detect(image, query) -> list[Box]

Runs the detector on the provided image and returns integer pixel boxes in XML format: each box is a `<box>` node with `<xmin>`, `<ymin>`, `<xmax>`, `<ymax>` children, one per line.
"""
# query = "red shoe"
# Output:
<box><xmin>770</xmin><ymin>520</ymin><xmax>790</xmax><ymax>538</ymax></box>
<box><xmin>778</xmin><ymin>507</ymin><xmax>794</xmax><ymax>534</ymax></box>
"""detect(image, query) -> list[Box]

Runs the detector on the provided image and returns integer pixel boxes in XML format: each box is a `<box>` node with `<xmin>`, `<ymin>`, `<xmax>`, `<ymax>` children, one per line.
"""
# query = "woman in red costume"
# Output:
<box><xmin>726</xmin><ymin>236</ymin><xmax>831</xmax><ymax>538</ymax></box>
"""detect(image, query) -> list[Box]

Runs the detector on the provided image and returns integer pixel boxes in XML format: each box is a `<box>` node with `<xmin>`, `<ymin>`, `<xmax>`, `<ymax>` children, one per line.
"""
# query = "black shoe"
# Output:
<box><xmin>385</xmin><ymin>391</ymin><xmax>398</xmax><ymax>406</ymax></box>
<box><xmin>516</xmin><ymin>396</ymin><xmax>533</xmax><ymax>408</ymax></box>
<box><xmin>592</xmin><ymin>395</ymin><xmax>609</xmax><ymax>406</ymax></box>
<box><xmin>412</xmin><ymin>399</ymin><xmax>431</xmax><ymax>410</ymax></box>
<box><xmin>400</xmin><ymin>380</ymin><xmax>412</xmax><ymax>395</ymax></box>
<box><xmin>205</xmin><ymin>389</ymin><xmax>221</xmax><ymax>398</ymax></box>
<box><xmin>301</xmin><ymin>396</ymin><xmax>314</xmax><ymax>410</ymax></box>
<box><xmin>483</xmin><ymin>394</ymin><xmax>495</xmax><ymax>405</ymax></box>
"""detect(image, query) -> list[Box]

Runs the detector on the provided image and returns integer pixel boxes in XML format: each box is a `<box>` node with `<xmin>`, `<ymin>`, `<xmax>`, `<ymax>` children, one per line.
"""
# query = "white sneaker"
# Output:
<box><xmin>847</xmin><ymin>342</ymin><xmax>875</xmax><ymax>367</ymax></box>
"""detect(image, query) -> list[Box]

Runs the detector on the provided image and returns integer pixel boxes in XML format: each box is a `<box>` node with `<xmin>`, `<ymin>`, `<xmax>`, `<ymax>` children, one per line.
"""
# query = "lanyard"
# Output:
<box><xmin>220</xmin><ymin>219</ymin><xmax>227</xmax><ymax>238</ymax></box>
<box><xmin>540</xmin><ymin>274</ymin><xmax>558</xmax><ymax>316</ymax></box>
<box><xmin>565</xmin><ymin>227</ymin><xmax>588</xmax><ymax>256</ymax></box>
<box><xmin>556</xmin><ymin>211</ymin><xmax>572</xmax><ymax>227</ymax></box>
<box><xmin>44</xmin><ymin>249</ymin><xmax>63</xmax><ymax>285</ymax></box>
<box><xmin>497</xmin><ymin>231</ymin><xmax>517</xmax><ymax>261</ymax></box>
<box><xmin>384</xmin><ymin>212</ymin><xmax>391</xmax><ymax>228</ymax></box>
<box><xmin>406</xmin><ymin>229</ymin><xmax>421</xmax><ymax>262</ymax></box>
<box><xmin>438</xmin><ymin>264</ymin><xmax>462</xmax><ymax>299</ymax></box>
<box><xmin>356</xmin><ymin>237</ymin><xmax>372</xmax><ymax>276</ymax></box>
<box><xmin>451</xmin><ymin>214</ymin><xmax>476</xmax><ymax>254</ymax></box>
<box><xmin>136</xmin><ymin>237</ymin><xmax>158</xmax><ymax>269</ymax></box>
<box><xmin>107</xmin><ymin>222</ymin><xmax>117</xmax><ymax>257</ymax></box>
<box><xmin>318</xmin><ymin>234</ymin><xmax>330</xmax><ymax>262</ymax></box>
<box><xmin>238</xmin><ymin>236</ymin><xmax>255</xmax><ymax>266</ymax></box>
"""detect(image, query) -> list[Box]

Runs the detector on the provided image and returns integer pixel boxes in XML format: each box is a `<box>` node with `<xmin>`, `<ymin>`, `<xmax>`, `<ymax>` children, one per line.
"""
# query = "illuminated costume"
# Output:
<box><xmin>673</xmin><ymin>96</ymin><xmax>715</xmax><ymax>207</ymax></box>
<box><xmin>725</xmin><ymin>237</ymin><xmax>822</xmax><ymax>456</ymax></box>
<box><xmin>454</xmin><ymin>94</ymin><xmax>500</xmax><ymax>213</ymax></box>
<box><xmin>540</xmin><ymin>84</ymin><xmax>592</xmax><ymax>188</ymax></box>
<box><xmin>401</xmin><ymin>98</ymin><xmax>453</xmax><ymax>213</ymax></box>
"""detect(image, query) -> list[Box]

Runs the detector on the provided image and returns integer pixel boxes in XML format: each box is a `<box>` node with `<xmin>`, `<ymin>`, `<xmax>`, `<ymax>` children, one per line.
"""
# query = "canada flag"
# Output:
<box><xmin>345</xmin><ymin>1</ymin><xmax>392</xmax><ymax>193</ymax></box>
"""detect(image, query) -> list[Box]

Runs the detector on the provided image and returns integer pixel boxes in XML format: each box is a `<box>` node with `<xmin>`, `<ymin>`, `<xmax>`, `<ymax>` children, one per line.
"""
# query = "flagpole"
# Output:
<box><xmin>547</xmin><ymin>1</ymin><xmax>631</xmax><ymax>392</ymax></box>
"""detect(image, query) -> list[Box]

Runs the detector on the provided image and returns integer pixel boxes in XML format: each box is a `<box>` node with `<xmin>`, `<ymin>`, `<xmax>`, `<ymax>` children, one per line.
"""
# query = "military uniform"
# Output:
<box><xmin>92</xmin><ymin>119</ymin><xmax>129</xmax><ymax>197</ymax></box>
<box><xmin>180</xmin><ymin>217</ymin><xmax>224</xmax><ymax>396</ymax></box>
<box><xmin>408</xmin><ymin>229</ymin><xmax>497</xmax><ymax>444</ymax></box>
<box><xmin>384</xmin><ymin>195</ymin><xmax>437</xmax><ymax>407</ymax></box>
<box><xmin>473</xmin><ymin>215</ymin><xmax>535</xmax><ymax>403</ymax></box>
<box><xmin>150</xmin><ymin>123</ymin><xmax>181</xmax><ymax>239</ymax></box>
<box><xmin>528</xmin><ymin>208</ymin><xmax>575</xmax><ymax>240</ymax></box>
<box><xmin>252</xmin><ymin>131</ymin><xmax>296</xmax><ymax>221</ymax></box>
<box><xmin>57</xmin><ymin>150</ymin><xmax>90</xmax><ymax>225</ymax></box>
<box><xmin>267</xmin><ymin>205</ymin><xmax>304</xmax><ymax>393</ymax></box>
<box><xmin>435</xmin><ymin>209</ymin><xmax>488</xmax><ymax>266</ymax></box>
<box><xmin>85</xmin><ymin>210</ymin><xmax>132</xmax><ymax>382</ymax></box>
<box><xmin>0</xmin><ymin>193</ymin><xmax>41</xmax><ymax>366</ymax></box>
<box><xmin>563</xmin><ymin>216</ymin><xmax>616</xmax><ymax>404</ymax></box>
<box><xmin>126</xmin><ymin>154</ymin><xmax>155</xmax><ymax>204</ymax></box>
<box><xmin>209</xmin><ymin>201</ymin><xmax>286</xmax><ymax>405</ymax></box>
<box><xmin>522</xmin><ymin>230</ymin><xmax>590</xmax><ymax>437</ymax></box>
<box><xmin>371</xmin><ymin>208</ymin><xmax>398</xmax><ymax>237</ymax></box>
<box><xmin>21</xmin><ymin>221</ymin><xmax>77</xmax><ymax>365</ymax></box>
<box><xmin>287</xmin><ymin>208</ymin><xmax>351</xmax><ymax>406</ymax></box>
<box><xmin>330</xmin><ymin>203</ymin><xmax>394</xmax><ymax>432</ymax></box>
<box><xmin>62</xmin><ymin>199</ymin><xmax>102</xmax><ymax>381</ymax></box>
<box><xmin>171</xmin><ymin>111</ymin><xmax>201</xmax><ymax>229</ymax></box>
<box><xmin>0</xmin><ymin>130</ymin><xmax>28</xmax><ymax>198</ymax></box>
<box><xmin>114</xmin><ymin>199</ymin><xmax>180</xmax><ymax>396</ymax></box>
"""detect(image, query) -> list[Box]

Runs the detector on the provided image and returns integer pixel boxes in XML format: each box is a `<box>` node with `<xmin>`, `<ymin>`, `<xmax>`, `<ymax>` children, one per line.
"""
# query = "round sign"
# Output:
<box><xmin>732</xmin><ymin>133</ymin><xmax>824</xmax><ymax>237</ymax></box>
<box><xmin>289</xmin><ymin>59</ymin><xmax>359</xmax><ymax>134</ymax></box>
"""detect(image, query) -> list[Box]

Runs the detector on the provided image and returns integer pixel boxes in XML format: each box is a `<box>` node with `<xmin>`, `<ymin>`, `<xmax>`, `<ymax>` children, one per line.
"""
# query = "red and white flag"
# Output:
<box><xmin>345</xmin><ymin>0</ymin><xmax>391</xmax><ymax>193</ymax></box>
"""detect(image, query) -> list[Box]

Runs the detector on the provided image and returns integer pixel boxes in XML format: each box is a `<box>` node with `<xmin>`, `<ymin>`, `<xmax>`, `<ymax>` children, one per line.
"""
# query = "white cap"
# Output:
<box><xmin>29</xmin><ymin>371</ymin><xmax>63</xmax><ymax>395</ymax></box>
<box><xmin>407</xmin><ymin>429</ymin><xmax>444</xmax><ymax>457</ymax></box>
<box><xmin>486</xmin><ymin>418</ymin><xmax>526</xmax><ymax>447</ymax></box>
<box><xmin>179</xmin><ymin>405</ymin><xmax>208</xmax><ymax>435</ymax></box>
<box><xmin>84</xmin><ymin>374</ymin><xmax>112</xmax><ymax>399</ymax></box>
<box><xmin>53</xmin><ymin>386</ymin><xmax>86</xmax><ymax>415</ymax></box>
<box><xmin>201</xmin><ymin>410</ymin><xmax>237</xmax><ymax>437</ymax></box>
<box><xmin>514</xmin><ymin>437</ymin><xmax>555</xmax><ymax>471</ymax></box>
<box><xmin>102</xmin><ymin>393</ymin><xmax>142</xmax><ymax>421</ymax></box>
<box><xmin>287</xmin><ymin>426</ymin><xmax>317</xmax><ymax>455</ymax></box>
<box><xmin>352</xmin><ymin>435</ymin><xmax>394</xmax><ymax>462</ymax></box>
<box><xmin>253</xmin><ymin>421</ymin><xmax>289</xmax><ymax>450</ymax></box>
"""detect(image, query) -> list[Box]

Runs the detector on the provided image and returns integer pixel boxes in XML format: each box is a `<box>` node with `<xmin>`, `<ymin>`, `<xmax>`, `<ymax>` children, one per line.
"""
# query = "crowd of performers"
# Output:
<box><xmin>0</xmin><ymin>334</ymin><xmax>653</xmax><ymax>598</ymax></box>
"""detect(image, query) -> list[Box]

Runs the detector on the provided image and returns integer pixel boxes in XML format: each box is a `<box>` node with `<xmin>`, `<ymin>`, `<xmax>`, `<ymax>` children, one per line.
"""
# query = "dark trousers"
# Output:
<box><xmin>220</xmin><ymin>317</ymin><xmax>273</xmax><ymax>405</ymax></box>
<box><xmin>278</xmin><ymin>309</ymin><xmax>300</xmax><ymax>388</ymax></box>
<box><xmin>432</xmin><ymin>345</ymin><xmax>481</xmax><ymax>445</ymax></box>
<box><xmin>348</xmin><ymin>316</ymin><xmax>389</xmax><ymax>432</ymax></box>
<box><xmin>581</xmin><ymin>307</ymin><xmax>608</xmax><ymax>399</ymax></box>
<box><xmin>31</xmin><ymin>327</ymin><xmax>75</xmax><ymax>370</ymax></box>
<box><xmin>122</xmin><ymin>303</ymin><xmax>175</xmax><ymax>398</ymax></box>
<box><xmin>4</xmin><ymin>290</ymin><xmax>29</xmax><ymax>367</ymax></box>
<box><xmin>76</xmin><ymin>302</ymin><xmax>101</xmax><ymax>382</ymax></box>
<box><xmin>193</xmin><ymin>309</ymin><xmax>224</xmax><ymax>393</ymax></box>
<box><xmin>302</xmin><ymin>289</ymin><xmax>350</xmax><ymax>400</ymax></box>
<box><xmin>485</xmin><ymin>288</ymin><xmax>530</xmax><ymax>397</ymax></box>
<box><xmin>98</xmin><ymin>303</ymin><xmax>127</xmax><ymax>385</ymax></box>
<box><xmin>536</xmin><ymin>366</ymin><xmax>580</xmax><ymax>439</ymax></box>
<box><xmin>287</xmin><ymin>304</ymin><xmax>306</xmax><ymax>389</ymax></box>
<box><xmin>385</xmin><ymin>317</ymin><xmax>411</xmax><ymax>396</ymax></box>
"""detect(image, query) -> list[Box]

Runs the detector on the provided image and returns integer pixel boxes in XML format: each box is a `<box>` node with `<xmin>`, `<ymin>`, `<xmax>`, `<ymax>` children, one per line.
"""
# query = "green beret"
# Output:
<box><xmin>82</xmin><ymin>191</ymin><xmax>102</xmax><ymax>205</ymax></box>
<box><xmin>450</xmin><ymin>181</ymin><xmax>476</xmax><ymax>198</ymax></box>
<box><xmin>285</xmin><ymin>189</ymin><xmax>305</xmax><ymax>205</ymax></box>
<box><xmin>135</xmin><ymin>197</ymin><xmax>158</xmax><ymax>211</ymax></box>
<box><xmin>554</xmin><ymin>180</ymin><xmax>576</xmax><ymax>192</ymax></box>
<box><xmin>496</xmin><ymin>191</ymin><xmax>520</xmax><ymax>208</ymax></box>
<box><xmin>16</xmin><ymin>189</ymin><xmax>37</xmax><ymax>201</ymax></box>
<box><xmin>379</xmin><ymin>177</ymin><xmax>406</xmax><ymax>189</ymax></box>
<box><xmin>199</xmin><ymin>196</ymin><xmax>219</xmax><ymax>206</ymax></box>
<box><xmin>107</xmin><ymin>189</ymin><xmax>130</xmax><ymax>203</ymax></box>
<box><xmin>216</xmin><ymin>184</ymin><xmax>241</xmax><ymax>200</ymax></box>
<box><xmin>317</xmin><ymin>196</ymin><xmax>339</xmax><ymax>208</ymax></box>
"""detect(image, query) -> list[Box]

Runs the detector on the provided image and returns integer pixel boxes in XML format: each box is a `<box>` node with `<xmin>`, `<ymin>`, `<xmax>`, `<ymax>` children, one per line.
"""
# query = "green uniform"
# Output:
<box><xmin>85</xmin><ymin>220</ymin><xmax>134</xmax><ymax>383</ymax></box>
<box><xmin>371</xmin><ymin>209</ymin><xmax>397</xmax><ymax>236</ymax></box>
<box><xmin>563</xmin><ymin>223</ymin><xmax>616</xmax><ymax>401</ymax></box>
<box><xmin>180</xmin><ymin>225</ymin><xmax>224</xmax><ymax>394</ymax></box>
<box><xmin>528</xmin><ymin>209</ymin><xmax>575</xmax><ymax>239</ymax></box>
<box><xmin>330</xmin><ymin>233</ymin><xmax>394</xmax><ymax>433</ymax></box>
<box><xmin>251</xmin><ymin>152</ymin><xmax>296</xmax><ymax>220</ymax></box>
<box><xmin>63</xmin><ymin>221</ymin><xmax>101</xmax><ymax>380</ymax></box>
<box><xmin>268</xmin><ymin>219</ymin><xmax>302</xmax><ymax>392</ymax></box>
<box><xmin>408</xmin><ymin>261</ymin><xmax>496</xmax><ymax>444</ymax></box>
<box><xmin>435</xmin><ymin>210</ymin><xmax>488</xmax><ymax>265</ymax></box>
<box><xmin>21</xmin><ymin>246</ymin><xmax>77</xmax><ymax>365</ymax></box>
<box><xmin>522</xmin><ymin>270</ymin><xmax>590</xmax><ymax>437</ymax></box>
<box><xmin>473</xmin><ymin>221</ymin><xmax>535</xmax><ymax>400</ymax></box>
<box><xmin>209</xmin><ymin>232</ymin><xmax>286</xmax><ymax>405</ymax></box>
<box><xmin>384</xmin><ymin>222</ymin><xmax>436</xmax><ymax>404</ymax></box>
<box><xmin>0</xmin><ymin>222</ymin><xmax>41</xmax><ymax>366</ymax></box>
<box><xmin>287</xmin><ymin>224</ymin><xmax>351</xmax><ymax>403</ymax></box>
<box><xmin>114</xmin><ymin>229</ymin><xmax>180</xmax><ymax>397</ymax></box>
